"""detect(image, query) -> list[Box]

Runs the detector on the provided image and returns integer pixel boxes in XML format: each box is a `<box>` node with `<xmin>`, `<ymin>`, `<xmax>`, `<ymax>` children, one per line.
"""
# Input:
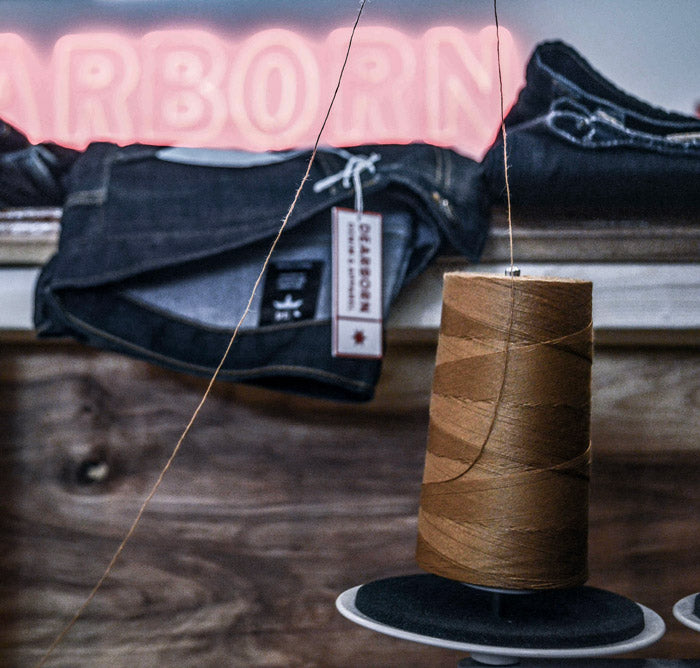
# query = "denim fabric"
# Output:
<box><xmin>484</xmin><ymin>41</ymin><xmax>700</xmax><ymax>215</ymax></box>
<box><xmin>35</xmin><ymin>142</ymin><xmax>489</xmax><ymax>401</ymax></box>
<box><xmin>0</xmin><ymin>120</ymin><xmax>79</xmax><ymax>207</ymax></box>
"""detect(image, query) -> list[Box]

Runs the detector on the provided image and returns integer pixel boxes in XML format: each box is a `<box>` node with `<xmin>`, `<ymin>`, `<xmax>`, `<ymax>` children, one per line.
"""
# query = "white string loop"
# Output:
<box><xmin>313</xmin><ymin>149</ymin><xmax>381</xmax><ymax>215</ymax></box>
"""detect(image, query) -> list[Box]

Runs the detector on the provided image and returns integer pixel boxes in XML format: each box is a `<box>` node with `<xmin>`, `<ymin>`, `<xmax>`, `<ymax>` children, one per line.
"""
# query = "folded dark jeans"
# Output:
<box><xmin>0</xmin><ymin>119</ymin><xmax>79</xmax><ymax>207</ymax></box>
<box><xmin>35</xmin><ymin>142</ymin><xmax>489</xmax><ymax>401</ymax></box>
<box><xmin>484</xmin><ymin>41</ymin><xmax>700</xmax><ymax>216</ymax></box>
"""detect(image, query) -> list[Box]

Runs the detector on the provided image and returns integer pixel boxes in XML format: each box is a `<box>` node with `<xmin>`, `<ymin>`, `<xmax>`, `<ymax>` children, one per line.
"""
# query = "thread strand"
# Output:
<box><xmin>34</xmin><ymin>2</ymin><xmax>369</xmax><ymax>666</ymax></box>
<box><xmin>434</xmin><ymin>0</ymin><xmax>519</xmax><ymax>490</ymax></box>
<box><xmin>493</xmin><ymin>0</ymin><xmax>515</xmax><ymax>272</ymax></box>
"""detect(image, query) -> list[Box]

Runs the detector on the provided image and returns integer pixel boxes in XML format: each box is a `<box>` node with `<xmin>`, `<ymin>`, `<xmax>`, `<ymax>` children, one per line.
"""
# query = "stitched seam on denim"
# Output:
<box><xmin>551</xmin><ymin>98</ymin><xmax>700</xmax><ymax>142</ymax></box>
<box><xmin>538</xmin><ymin>51</ymin><xmax>700</xmax><ymax>131</ymax></box>
<box><xmin>433</xmin><ymin>145</ymin><xmax>443</xmax><ymax>185</ymax></box>
<box><xmin>547</xmin><ymin>111</ymin><xmax>700</xmax><ymax>153</ymax></box>
<box><xmin>503</xmin><ymin>116</ymin><xmax>546</xmax><ymax>133</ymax></box>
<box><xmin>96</xmin><ymin>195</ymin><xmax>106</xmax><ymax>253</ymax></box>
<box><xmin>443</xmin><ymin>148</ymin><xmax>453</xmax><ymax>190</ymax></box>
<box><xmin>58</xmin><ymin>306</ymin><xmax>373</xmax><ymax>390</ymax></box>
<box><xmin>509</xmin><ymin>109</ymin><xmax>700</xmax><ymax>153</ymax></box>
<box><xmin>100</xmin><ymin>146</ymin><xmax>117</xmax><ymax>199</ymax></box>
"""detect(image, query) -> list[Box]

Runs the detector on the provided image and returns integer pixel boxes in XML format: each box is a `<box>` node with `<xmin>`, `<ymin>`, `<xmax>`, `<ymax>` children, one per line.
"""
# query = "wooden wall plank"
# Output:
<box><xmin>0</xmin><ymin>342</ymin><xmax>698</xmax><ymax>667</ymax></box>
<box><xmin>484</xmin><ymin>208</ymin><xmax>700</xmax><ymax>263</ymax></box>
<box><xmin>2</xmin><ymin>207</ymin><xmax>698</xmax><ymax>265</ymax></box>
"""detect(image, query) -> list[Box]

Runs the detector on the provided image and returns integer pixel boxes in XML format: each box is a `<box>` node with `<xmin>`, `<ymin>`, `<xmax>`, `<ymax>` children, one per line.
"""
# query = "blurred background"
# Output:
<box><xmin>1</xmin><ymin>0</ymin><xmax>699</xmax><ymax>155</ymax></box>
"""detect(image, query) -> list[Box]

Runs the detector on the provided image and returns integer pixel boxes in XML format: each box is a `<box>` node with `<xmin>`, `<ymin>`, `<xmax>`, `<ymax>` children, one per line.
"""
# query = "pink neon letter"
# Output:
<box><xmin>423</xmin><ymin>26</ymin><xmax>522</xmax><ymax>158</ymax></box>
<box><xmin>53</xmin><ymin>33</ymin><xmax>139</xmax><ymax>147</ymax></box>
<box><xmin>324</xmin><ymin>26</ymin><xmax>417</xmax><ymax>146</ymax></box>
<box><xmin>140</xmin><ymin>30</ymin><xmax>227</xmax><ymax>146</ymax></box>
<box><xmin>228</xmin><ymin>29</ymin><xmax>319</xmax><ymax>150</ymax></box>
<box><xmin>0</xmin><ymin>34</ymin><xmax>42</xmax><ymax>140</ymax></box>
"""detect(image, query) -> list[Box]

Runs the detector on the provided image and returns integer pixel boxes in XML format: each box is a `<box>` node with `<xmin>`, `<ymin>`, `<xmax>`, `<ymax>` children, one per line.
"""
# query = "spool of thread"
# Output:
<box><xmin>416</xmin><ymin>273</ymin><xmax>593</xmax><ymax>590</ymax></box>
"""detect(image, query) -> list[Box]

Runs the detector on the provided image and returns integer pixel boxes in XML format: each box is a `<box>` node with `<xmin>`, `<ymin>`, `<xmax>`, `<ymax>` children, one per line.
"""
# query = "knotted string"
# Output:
<box><xmin>313</xmin><ymin>148</ymin><xmax>381</xmax><ymax>215</ymax></box>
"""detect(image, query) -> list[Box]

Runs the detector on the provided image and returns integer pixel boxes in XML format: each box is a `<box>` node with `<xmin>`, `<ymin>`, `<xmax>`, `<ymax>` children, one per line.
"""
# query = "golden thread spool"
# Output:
<box><xmin>416</xmin><ymin>273</ymin><xmax>593</xmax><ymax>590</ymax></box>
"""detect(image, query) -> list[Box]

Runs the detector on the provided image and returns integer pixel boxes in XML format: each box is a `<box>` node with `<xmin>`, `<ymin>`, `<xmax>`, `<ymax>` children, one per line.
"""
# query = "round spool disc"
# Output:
<box><xmin>336</xmin><ymin>575</ymin><xmax>665</xmax><ymax>664</ymax></box>
<box><xmin>673</xmin><ymin>594</ymin><xmax>700</xmax><ymax>632</ymax></box>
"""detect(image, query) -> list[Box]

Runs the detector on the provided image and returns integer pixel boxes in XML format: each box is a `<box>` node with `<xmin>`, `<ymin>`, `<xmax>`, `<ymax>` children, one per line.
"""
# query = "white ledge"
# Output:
<box><xmin>2</xmin><ymin>263</ymin><xmax>699</xmax><ymax>343</ymax></box>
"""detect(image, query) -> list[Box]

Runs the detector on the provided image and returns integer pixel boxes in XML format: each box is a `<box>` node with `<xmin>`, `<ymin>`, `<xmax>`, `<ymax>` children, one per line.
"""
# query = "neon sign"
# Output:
<box><xmin>0</xmin><ymin>26</ymin><xmax>522</xmax><ymax>158</ymax></box>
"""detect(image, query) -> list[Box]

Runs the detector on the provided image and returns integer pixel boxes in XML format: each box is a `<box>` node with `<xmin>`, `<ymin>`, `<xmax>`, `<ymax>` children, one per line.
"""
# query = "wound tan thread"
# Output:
<box><xmin>416</xmin><ymin>274</ymin><xmax>593</xmax><ymax>590</ymax></box>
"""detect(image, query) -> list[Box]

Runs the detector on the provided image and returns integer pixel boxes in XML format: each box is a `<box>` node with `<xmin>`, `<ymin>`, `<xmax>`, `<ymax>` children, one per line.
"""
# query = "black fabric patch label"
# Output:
<box><xmin>259</xmin><ymin>261</ymin><xmax>323</xmax><ymax>326</ymax></box>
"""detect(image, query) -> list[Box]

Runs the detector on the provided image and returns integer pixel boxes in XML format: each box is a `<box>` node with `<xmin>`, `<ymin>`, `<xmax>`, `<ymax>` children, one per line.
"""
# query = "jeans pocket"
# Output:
<box><xmin>546</xmin><ymin>98</ymin><xmax>700</xmax><ymax>155</ymax></box>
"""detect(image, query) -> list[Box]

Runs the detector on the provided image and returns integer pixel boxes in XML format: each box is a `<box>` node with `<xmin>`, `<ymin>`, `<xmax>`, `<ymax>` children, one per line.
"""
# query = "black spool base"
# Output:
<box><xmin>336</xmin><ymin>574</ymin><xmax>665</xmax><ymax>666</ymax></box>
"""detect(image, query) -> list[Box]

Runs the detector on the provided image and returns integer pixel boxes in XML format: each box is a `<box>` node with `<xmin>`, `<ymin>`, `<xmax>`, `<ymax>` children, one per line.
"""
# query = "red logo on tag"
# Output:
<box><xmin>331</xmin><ymin>207</ymin><xmax>383</xmax><ymax>359</ymax></box>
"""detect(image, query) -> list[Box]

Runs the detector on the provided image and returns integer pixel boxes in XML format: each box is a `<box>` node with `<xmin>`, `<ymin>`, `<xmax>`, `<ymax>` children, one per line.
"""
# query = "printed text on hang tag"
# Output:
<box><xmin>331</xmin><ymin>207</ymin><xmax>383</xmax><ymax>359</ymax></box>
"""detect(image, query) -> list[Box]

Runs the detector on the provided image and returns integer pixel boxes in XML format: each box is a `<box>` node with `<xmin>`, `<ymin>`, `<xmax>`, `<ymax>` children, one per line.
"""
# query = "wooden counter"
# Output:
<box><xmin>0</xmin><ymin>209</ymin><xmax>698</xmax><ymax>666</ymax></box>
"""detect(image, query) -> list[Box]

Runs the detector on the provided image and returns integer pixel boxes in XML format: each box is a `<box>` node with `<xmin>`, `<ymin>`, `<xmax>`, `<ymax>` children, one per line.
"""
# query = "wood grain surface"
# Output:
<box><xmin>0</xmin><ymin>341</ymin><xmax>698</xmax><ymax>667</ymax></box>
<box><xmin>2</xmin><ymin>207</ymin><xmax>698</xmax><ymax>265</ymax></box>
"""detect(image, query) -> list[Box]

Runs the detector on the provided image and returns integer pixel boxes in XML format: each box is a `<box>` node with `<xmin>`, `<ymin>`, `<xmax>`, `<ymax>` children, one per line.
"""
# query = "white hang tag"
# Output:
<box><xmin>331</xmin><ymin>207</ymin><xmax>383</xmax><ymax>359</ymax></box>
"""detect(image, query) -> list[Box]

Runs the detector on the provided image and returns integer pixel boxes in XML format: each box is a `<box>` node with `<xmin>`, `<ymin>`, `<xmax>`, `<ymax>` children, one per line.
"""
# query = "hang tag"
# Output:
<box><xmin>331</xmin><ymin>207</ymin><xmax>383</xmax><ymax>359</ymax></box>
